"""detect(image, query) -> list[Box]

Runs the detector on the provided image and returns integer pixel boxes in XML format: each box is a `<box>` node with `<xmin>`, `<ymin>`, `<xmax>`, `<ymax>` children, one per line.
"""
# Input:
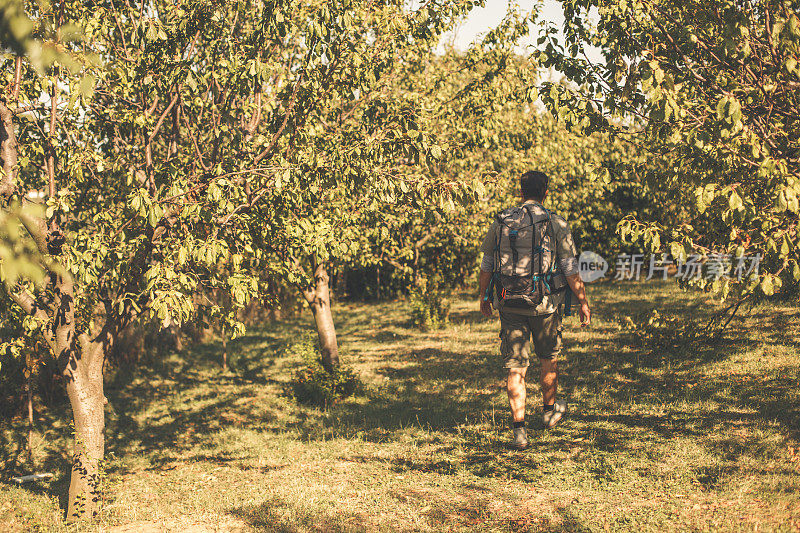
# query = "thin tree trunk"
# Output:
<box><xmin>268</xmin><ymin>307</ymin><xmax>281</xmax><ymax>322</ymax></box>
<box><xmin>221</xmin><ymin>326</ymin><xmax>228</xmax><ymax>372</ymax></box>
<box><xmin>172</xmin><ymin>326</ymin><xmax>183</xmax><ymax>352</ymax></box>
<box><xmin>26</xmin><ymin>369</ymin><xmax>33</xmax><ymax>464</ymax></box>
<box><xmin>303</xmin><ymin>262</ymin><xmax>339</xmax><ymax>373</ymax></box>
<box><xmin>375</xmin><ymin>264</ymin><xmax>380</xmax><ymax>300</ymax></box>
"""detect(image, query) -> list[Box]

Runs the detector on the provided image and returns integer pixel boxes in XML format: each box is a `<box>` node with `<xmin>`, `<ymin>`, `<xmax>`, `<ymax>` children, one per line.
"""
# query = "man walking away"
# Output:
<box><xmin>478</xmin><ymin>171</ymin><xmax>591</xmax><ymax>450</ymax></box>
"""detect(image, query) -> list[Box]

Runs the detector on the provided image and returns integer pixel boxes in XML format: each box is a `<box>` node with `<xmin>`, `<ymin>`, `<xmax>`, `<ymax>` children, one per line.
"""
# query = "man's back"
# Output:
<box><xmin>480</xmin><ymin>199</ymin><xmax>579</xmax><ymax>316</ymax></box>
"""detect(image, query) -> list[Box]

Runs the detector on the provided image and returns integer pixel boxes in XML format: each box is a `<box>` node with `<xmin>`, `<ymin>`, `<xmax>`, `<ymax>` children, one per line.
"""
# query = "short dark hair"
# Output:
<box><xmin>520</xmin><ymin>171</ymin><xmax>549</xmax><ymax>200</ymax></box>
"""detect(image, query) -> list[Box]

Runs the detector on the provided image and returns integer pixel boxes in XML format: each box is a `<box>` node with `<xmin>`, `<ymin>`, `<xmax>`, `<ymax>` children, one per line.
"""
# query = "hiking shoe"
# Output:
<box><xmin>511</xmin><ymin>427</ymin><xmax>528</xmax><ymax>449</ymax></box>
<box><xmin>543</xmin><ymin>399</ymin><xmax>568</xmax><ymax>429</ymax></box>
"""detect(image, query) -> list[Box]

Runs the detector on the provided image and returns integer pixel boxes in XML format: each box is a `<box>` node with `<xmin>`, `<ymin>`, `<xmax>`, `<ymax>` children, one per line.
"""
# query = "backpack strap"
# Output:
<box><xmin>493</xmin><ymin>213</ymin><xmax>502</xmax><ymax>274</ymax></box>
<box><xmin>544</xmin><ymin>208</ymin><xmax>562</xmax><ymax>296</ymax></box>
<box><xmin>539</xmin><ymin>209</ymin><xmax>576</xmax><ymax>315</ymax></box>
<box><xmin>522</xmin><ymin>203</ymin><xmax>545</xmax><ymax>301</ymax></box>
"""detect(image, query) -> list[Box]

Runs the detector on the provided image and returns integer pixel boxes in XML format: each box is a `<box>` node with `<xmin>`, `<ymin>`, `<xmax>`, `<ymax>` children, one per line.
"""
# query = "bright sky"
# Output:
<box><xmin>442</xmin><ymin>0</ymin><xmax>604</xmax><ymax>63</ymax></box>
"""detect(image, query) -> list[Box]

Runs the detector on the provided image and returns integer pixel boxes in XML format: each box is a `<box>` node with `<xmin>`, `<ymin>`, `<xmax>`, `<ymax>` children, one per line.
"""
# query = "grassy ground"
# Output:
<box><xmin>1</xmin><ymin>280</ymin><xmax>799</xmax><ymax>532</ymax></box>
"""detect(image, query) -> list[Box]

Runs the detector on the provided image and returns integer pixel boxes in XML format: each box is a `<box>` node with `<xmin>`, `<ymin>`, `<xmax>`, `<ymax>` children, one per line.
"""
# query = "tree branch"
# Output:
<box><xmin>0</xmin><ymin>100</ymin><xmax>18</xmax><ymax>198</ymax></box>
<box><xmin>12</xmin><ymin>57</ymin><xmax>21</xmax><ymax>102</ymax></box>
<box><xmin>253</xmin><ymin>73</ymin><xmax>304</xmax><ymax>164</ymax></box>
<box><xmin>47</xmin><ymin>83</ymin><xmax>57</xmax><ymax>200</ymax></box>
<box><xmin>8</xmin><ymin>285</ymin><xmax>57</xmax><ymax>354</ymax></box>
<box><xmin>9</xmin><ymin>285</ymin><xmax>50</xmax><ymax>321</ymax></box>
<box><xmin>18</xmin><ymin>210</ymin><xmax>49</xmax><ymax>255</ymax></box>
<box><xmin>147</xmin><ymin>92</ymin><xmax>181</xmax><ymax>144</ymax></box>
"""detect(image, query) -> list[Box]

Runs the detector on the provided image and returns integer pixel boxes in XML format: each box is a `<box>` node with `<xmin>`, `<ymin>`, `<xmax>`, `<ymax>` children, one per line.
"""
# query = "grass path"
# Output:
<box><xmin>2</xmin><ymin>281</ymin><xmax>799</xmax><ymax>532</ymax></box>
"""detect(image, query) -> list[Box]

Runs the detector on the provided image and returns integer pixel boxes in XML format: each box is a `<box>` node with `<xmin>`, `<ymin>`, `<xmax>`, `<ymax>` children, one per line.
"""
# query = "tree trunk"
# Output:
<box><xmin>221</xmin><ymin>327</ymin><xmax>228</xmax><ymax>372</ymax></box>
<box><xmin>64</xmin><ymin>335</ymin><xmax>107</xmax><ymax>521</ymax></box>
<box><xmin>26</xmin><ymin>369</ymin><xmax>33</xmax><ymax>464</ymax></box>
<box><xmin>0</xmin><ymin>101</ymin><xmax>19</xmax><ymax>196</ymax></box>
<box><xmin>9</xmin><ymin>273</ymin><xmax>108</xmax><ymax>522</ymax></box>
<box><xmin>267</xmin><ymin>307</ymin><xmax>282</xmax><ymax>322</ymax></box>
<box><xmin>303</xmin><ymin>263</ymin><xmax>339</xmax><ymax>373</ymax></box>
<box><xmin>375</xmin><ymin>264</ymin><xmax>381</xmax><ymax>300</ymax></box>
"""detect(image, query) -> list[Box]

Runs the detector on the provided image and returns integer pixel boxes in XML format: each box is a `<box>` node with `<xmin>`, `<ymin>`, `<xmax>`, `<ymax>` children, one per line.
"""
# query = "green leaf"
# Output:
<box><xmin>670</xmin><ymin>241</ymin><xmax>687</xmax><ymax>263</ymax></box>
<box><xmin>728</xmin><ymin>190</ymin><xmax>743</xmax><ymax>211</ymax></box>
<box><xmin>759</xmin><ymin>276</ymin><xmax>774</xmax><ymax>296</ymax></box>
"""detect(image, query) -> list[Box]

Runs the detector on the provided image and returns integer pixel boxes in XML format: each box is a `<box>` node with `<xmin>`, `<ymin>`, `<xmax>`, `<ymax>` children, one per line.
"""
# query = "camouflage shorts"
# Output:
<box><xmin>499</xmin><ymin>309</ymin><xmax>563</xmax><ymax>368</ymax></box>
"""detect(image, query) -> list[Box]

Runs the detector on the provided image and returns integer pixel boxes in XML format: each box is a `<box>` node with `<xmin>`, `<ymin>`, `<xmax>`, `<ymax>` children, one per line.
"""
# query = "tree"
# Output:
<box><xmin>0</xmin><ymin>0</ymin><xmax>528</xmax><ymax>519</ymax></box>
<box><xmin>537</xmin><ymin>0</ymin><xmax>800</xmax><ymax>302</ymax></box>
<box><xmin>241</xmin><ymin>2</ymin><xmax>538</xmax><ymax>368</ymax></box>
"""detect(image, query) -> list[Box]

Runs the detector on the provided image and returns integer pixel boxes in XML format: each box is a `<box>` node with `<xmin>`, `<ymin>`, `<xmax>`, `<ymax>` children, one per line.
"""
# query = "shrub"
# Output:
<box><xmin>285</xmin><ymin>336</ymin><xmax>361</xmax><ymax>407</ymax></box>
<box><xmin>409</xmin><ymin>275</ymin><xmax>451</xmax><ymax>331</ymax></box>
<box><xmin>620</xmin><ymin>309</ymin><xmax>700</xmax><ymax>353</ymax></box>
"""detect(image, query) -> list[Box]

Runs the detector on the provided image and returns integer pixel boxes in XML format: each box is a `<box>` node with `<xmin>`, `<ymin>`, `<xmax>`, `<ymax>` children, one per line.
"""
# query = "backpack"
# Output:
<box><xmin>489</xmin><ymin>203</ymin><xmax>569</xmax><ymax>309</ymax></box>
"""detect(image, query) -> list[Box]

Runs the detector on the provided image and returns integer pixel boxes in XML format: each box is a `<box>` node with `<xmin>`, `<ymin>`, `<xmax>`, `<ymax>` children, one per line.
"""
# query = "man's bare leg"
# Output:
<box><xmin>541</xmin><ymin>358</ymin><xmax>567</xmax><ymax>428</ymax></box>
<box><xmin>507</xmin><ymin>367</ymin><xmax>528</xmax><ymax>422</ymax></box>
<box><xmin>508</xmin><ymin>367</ymin><xmax>529</xmax><ymax>448</ymax></box>
<box><xmin>540</xmin><ymin>358</ymin><xmax>558</xmax><ymax>407</ymax></box>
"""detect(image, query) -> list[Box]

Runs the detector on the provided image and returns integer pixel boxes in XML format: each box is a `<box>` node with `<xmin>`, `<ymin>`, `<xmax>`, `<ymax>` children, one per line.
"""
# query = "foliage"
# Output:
<box><xmin>285</xmin><ymin>335</ymin><xmax>361</xmax><ymax>407</ymax></box>
<box><xmin>0</xmin><ymin>0</ymin><xmax>524</xmax><ymax>359</ymax></box>
<box><xmin>0</xmin><ymin>0</ymin><xmax>79</xmax><ymax>70</ymax></box>
<box><xmin>537</xmin><ymin>0</ymin><xmax>800</xmax><ymax>301</ymax></box>
<box><xmin>409</xmin><ymin>274</ymin><xmax>452</xmax><ymax>331</ymax></box>
<box><xmin>0</xmin><ymin>204</ymin><xmax>46</xmax><ymax>287</ymax></box>
<box><xmin>343</xmin><ymin>68</ymin><xmax>666</xmax><ymax>302</ymax></box>
<box><xmin>620</xmin><ymin>308</ymin><xmax>700</xmax><ymax>354</ymax></box>
<box><xmin>0</xmin><ymin>0</ymin><xmax>540</xmax><ymax>516</ymax></box>
<box><xmin>475</xmin><ymin>112</ymin><xmax>661</xmax><ymax>261</ymax></box>
<box><xmin>0</xmin><ymin>294</ymin><xmax>27</xmax><ymax>415</ymax></box>
<box><xmin>0</xmin><ymin>0</ymin><xmax>544</xmax><ymax>363</ymax></box>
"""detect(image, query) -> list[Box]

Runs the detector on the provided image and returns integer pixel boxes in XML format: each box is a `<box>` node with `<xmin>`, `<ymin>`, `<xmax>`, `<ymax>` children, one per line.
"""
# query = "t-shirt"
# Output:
<box><xmin>480</xmin><ymin>200</ymin><xmax>579</xmax><ymax>316</ymax></box>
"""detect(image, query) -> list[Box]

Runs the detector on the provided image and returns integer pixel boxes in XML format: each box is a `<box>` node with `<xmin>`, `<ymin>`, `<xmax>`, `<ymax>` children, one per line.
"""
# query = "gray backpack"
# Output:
<box><xmin>489</xmin><ymin>203</ymin><xmax>568</xmax><ymax>309</ymax></box>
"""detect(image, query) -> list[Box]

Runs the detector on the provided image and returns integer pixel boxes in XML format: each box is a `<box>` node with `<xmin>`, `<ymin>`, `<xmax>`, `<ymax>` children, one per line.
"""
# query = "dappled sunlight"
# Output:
<box><xmin>2</xmin><ymin>283</ymin><xmax>798</xmax><ymax>530</ymax></box>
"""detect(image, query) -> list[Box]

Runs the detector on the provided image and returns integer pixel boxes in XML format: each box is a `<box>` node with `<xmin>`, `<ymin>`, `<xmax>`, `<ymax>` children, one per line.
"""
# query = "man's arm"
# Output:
<box><xmin>477</xmin><ymin>221</ymin><xmax>498</xmax><ymax>318</ymax></box>
<box><xmin>550</xmin><ymin>214</ymin><xmax>591</xmax><ymax>326</ymax></box>
<box><xmin>479</xmin><ymin>269</ymin><xmax>493</xmax><ymax>317</ymax></box>
<box><xmin>565</xmin><ymin>273</ymin><xmax>591</xmax><ymax>326</ymax></box>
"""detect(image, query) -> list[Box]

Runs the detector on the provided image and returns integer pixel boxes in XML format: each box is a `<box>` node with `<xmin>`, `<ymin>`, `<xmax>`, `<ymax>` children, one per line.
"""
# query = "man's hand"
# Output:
<box><xmin>578</xmin><ymin>302</ymin><xmax>591</xmax><ymax>327</ymax></box>
<box><xmin>565</xmin><ymin>272</ymin><xmax>591</xmax><ymax>327</ymax></box>
<box><xmin>478</xmin><ymin>270</ymin><xmax>494</xmax><ymax>318</ymax></box>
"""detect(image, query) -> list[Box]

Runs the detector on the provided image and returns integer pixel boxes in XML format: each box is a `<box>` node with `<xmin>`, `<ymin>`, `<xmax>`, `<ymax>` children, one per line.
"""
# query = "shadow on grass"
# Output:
<box><xmin>98</xmin><ymin>325</ymin><xmax>305</xmax><ymax>471</ymax></box>
<box><xmin>0</xmin><ymin>398</ymin><xmax>72</xmax><ymax>513</ymax></box>
<box><xmin>229</xmin><ymin>496</ymin><xmax>368</xmax><ymax>532</ymax></box>
<box><xmin>323</xmin><ymin>283</ymin><xmax>800</xmax><ymax>486</ymax></box>
<box><xmin>283</xmin><ymin>345</ymin><xmax>502</xmax><ymax>442</ymax></box>
<box><xmin>448</xmin><ymin>309</ymin><xmax>486</xmax><ymax>325</ymax></box>
<box><xmin>6</xmin><ymin>281</ymin><xmax>797</xmax><ymax>524</ymax></box>
<box><xmin>505</xmin><ymin>509</ymin><xmax>593</xmax><ymax>533</ymax></box>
